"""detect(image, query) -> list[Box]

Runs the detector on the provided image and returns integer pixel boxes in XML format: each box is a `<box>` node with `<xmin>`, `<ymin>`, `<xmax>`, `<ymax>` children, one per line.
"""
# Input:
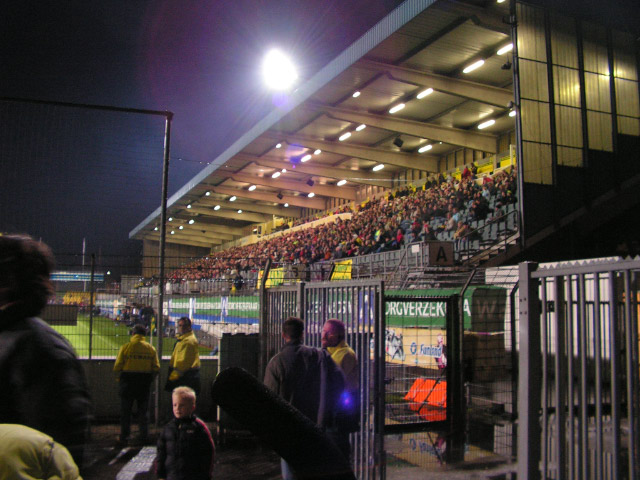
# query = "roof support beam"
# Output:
<box><xmin>264</xmin><ymin>131</ymin><xmax>436</xmax><ymax>171</ymax></box>
<box><xmin>170</xmin><ymin>227</ymin><xmax>236</xmax><ymax>241</ymax></box>
<box><xmin>230</xmin><ymin>172</ymin><xmax>357</xmax><ymax>201</ymax></box>
<box><xmin>233</xmin><ymin>154</ymin><xmax>393</xmax><ymax>188</ymax></box>
<box><xmin>314</xmin><ymin>104</ymin><xmax>498</xmax><ymax>153</ymax></box>
<box><xmin>208</xmin><ymin>185</ymin><xmax>325</xmax><ymax>210</ymax></box>
<box><xmin>168</xmin><ymin>217</ymin><xmax>246</xmax><ymax>236</ymax></box>
<box><xmin>187</xmin><ymin>206</ymin><xmax>271</xmax><ymax>224</ymax></box>
<box><xmin>148</xmin><ymin>232</ymin><xmax>217</xmax><ymax>248</ymax></box>
<box><xmin>357</xmin><ymin>59</ymin><xmax>513</xmax><ymax>108</ymax></box>
<box><xmin>199</xmin><ymin>196</ymin><xmax>301</xmax><ymax>217</ymax></box>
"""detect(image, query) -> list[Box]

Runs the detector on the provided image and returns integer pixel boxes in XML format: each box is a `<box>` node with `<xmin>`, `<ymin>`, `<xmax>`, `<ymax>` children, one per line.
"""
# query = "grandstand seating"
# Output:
<box><xmin>160</xmin><ymin>166</ymin><xmax>518</xmax><ymax>289</ymax></box>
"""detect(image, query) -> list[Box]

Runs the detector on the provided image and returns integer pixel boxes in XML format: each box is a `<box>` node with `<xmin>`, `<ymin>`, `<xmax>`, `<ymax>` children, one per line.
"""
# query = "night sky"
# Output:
<box><xmin>0</xmin><ymin>0</ymin><xmax>402</xmax><ymax>267</ymax></box>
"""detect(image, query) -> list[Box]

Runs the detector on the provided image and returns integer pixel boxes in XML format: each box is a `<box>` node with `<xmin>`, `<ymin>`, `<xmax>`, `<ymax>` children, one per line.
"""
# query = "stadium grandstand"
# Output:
<box><xmin>1</xmin><ymin>1</ymin><xmax>639</xmax><ymax>479</ymax></box>
<box><xmin>126</xmin><ymin>1</ymin><xmax>640</xmax><ymax>479</ymax></box>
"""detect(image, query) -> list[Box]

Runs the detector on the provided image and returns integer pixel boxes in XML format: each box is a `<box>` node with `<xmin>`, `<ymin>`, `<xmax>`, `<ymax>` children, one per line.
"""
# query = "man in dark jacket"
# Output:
<box><xmin>264</xmin><ymin>317</ymin><xmax>345</xmax><ymax>480</ymax></box>
<box><xmin>0</xmin><ymin>235</ymin><xmax>91</xmax><ymax>469</ymax></box>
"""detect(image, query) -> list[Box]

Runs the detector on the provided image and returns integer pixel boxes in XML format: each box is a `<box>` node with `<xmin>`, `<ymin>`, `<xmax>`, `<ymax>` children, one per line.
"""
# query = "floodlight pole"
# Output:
<box><xmin>155</xmin><ymin>111</ymin><xmax>173</xmax><ymax>426</ymax></box>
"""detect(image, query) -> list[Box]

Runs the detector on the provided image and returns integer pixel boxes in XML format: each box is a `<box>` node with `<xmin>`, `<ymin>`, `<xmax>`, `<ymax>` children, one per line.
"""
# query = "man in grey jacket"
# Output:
<box><xmin>264</xmin><ymin>317</ymin><xmax>344</xmax><ymax>480</ymax></box>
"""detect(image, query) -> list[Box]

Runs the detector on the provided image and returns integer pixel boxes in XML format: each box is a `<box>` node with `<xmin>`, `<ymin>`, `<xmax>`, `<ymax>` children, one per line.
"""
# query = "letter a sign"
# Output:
<box><xmin>428</xmin><ymin>242</ymin><xmax>454</xmax><ymax>266</ymax></box>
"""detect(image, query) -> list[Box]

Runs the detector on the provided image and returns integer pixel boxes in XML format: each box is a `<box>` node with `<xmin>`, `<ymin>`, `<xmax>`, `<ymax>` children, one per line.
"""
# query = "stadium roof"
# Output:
<box><xmin>130</xmin><ymin>0</ymin><xmax>515</xmax><ymax>249</ymax></box>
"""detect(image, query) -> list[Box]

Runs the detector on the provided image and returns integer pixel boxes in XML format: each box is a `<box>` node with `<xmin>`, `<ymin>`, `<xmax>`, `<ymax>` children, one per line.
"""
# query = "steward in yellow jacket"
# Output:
<box><xmin>113</xmin><ymin>324</ymin><xmax>160</xmax><ymax>444</ymax></box>
<box><xmin>166</xmin><ymin>316</ymin><xmax>201</xmax><ymax>395</ymax></box>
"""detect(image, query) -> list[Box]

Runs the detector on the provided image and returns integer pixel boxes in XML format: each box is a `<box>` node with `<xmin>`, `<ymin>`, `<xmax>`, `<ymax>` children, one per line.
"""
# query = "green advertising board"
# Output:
<box><xmin>385</xmin><ymin>287</ymin><xmax>506</xmax><ymax>331</ymax></box>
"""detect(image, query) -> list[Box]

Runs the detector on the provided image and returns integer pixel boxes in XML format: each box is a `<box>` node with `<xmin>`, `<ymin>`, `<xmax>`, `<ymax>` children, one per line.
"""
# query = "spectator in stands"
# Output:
<box><xmin>0</xmin><ymin>235</ymin><xmax>91</xmax><ymax>469</ymax></box>
<box><xmin>113</xmin><ymin>323</ymin><xmax>160</xmax><ymax>445</ymax></box>
<box><xmin>165</xmin><ymin>317</ymin><xmax>201</xmax><ymax>396</ymax></box>
<box><xmin>157</xmin><ymin>386</ymin><xmax>215</xmax><ymax>480</ymax></box>
<box><xmin>160</xmin><ymin>166</ymin><xmax>518</xmax><ymax>285</ymax></box>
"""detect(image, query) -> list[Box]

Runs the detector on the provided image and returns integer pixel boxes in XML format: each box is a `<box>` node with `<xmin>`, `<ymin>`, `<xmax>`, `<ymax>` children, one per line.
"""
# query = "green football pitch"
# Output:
<box><xmin>52</xmin><ymin>314</ymin><xmax>210</xmax><ymax>358</ymax></box>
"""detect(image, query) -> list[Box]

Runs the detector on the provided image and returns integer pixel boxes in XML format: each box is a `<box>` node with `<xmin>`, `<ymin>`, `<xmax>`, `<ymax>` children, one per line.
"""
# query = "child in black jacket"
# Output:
<box><xmin>157</xmin><ymin>386</ymin><xmax>214</xmax><ymax>480</ymax></box>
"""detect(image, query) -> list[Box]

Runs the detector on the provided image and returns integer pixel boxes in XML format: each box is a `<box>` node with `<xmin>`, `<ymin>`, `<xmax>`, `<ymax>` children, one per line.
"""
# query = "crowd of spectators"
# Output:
<box><xmin>167</xmin><ymin>167</ymin><xmax>517</xmax><ymax>284</ymax></box>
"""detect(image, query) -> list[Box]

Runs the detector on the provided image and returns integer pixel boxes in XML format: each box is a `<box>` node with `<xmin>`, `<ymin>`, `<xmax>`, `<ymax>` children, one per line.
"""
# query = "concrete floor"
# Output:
<box><xmin>82</xmin><ymin>424</ymin><xmax>516</xmax><ymax>480</ymax></box>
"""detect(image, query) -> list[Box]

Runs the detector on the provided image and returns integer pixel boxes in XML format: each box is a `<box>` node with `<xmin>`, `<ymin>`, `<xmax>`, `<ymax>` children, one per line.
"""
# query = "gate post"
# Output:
<box><xmin>258</xmin><ymin>259</ymin><xmax>271</xmax><ymax>381</ymax></box>
<box><xmin>445</xmin><ymin>294</ymin><xmax>465</xmax><ymax>463</ymax></box>
<box><xmin>518</xmin><ymin>261</ymin><xmax>541</xmax><ymax>480</ymax></box>
<box><xmin>374</xmin><ymin>281</ymin><xmax>386</xmax><ymax>480</ymax></box>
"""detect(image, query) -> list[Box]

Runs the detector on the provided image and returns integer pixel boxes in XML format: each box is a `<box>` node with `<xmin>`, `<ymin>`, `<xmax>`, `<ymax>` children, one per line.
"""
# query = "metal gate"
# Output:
<box><xmin>519</xmin><ymin>258</ymin><xmax>640</xmax><ymax>480</ymax></box>
<box><xmin>260</xmin><ymin>280</ymin><xmax>384</xmax><ymax>480</ymax></box>
<box><xmin>380</xmin><ymin>294</ymin><xmax>464</xmax><ymax>475</ymax></box>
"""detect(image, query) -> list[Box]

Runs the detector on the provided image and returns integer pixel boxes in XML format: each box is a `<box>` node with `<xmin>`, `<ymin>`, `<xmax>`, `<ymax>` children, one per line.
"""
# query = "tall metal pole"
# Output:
<box><xmin>155</xmin><ymin>112</ymin><xmax>173</xmax><ymax>426</ymax></box>
<box><xmin>510</xmin><ymin>0</ymin><xmax>527</xmax><ymax>246</ymax></box>
<box><xmin>88</xmin><ymin>253</ymin><xmax>96</xmax><ymax>360</ymax></box>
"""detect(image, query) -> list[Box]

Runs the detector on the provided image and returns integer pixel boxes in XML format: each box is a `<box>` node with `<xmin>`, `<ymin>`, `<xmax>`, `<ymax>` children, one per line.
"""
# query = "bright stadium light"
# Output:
<box><xmin>418</xmin><ymin>144</ymin><xmax>433</xmax><ymax>153</ymax></box>
<box><xmin>248</xmin><ymin>185</ymin><xmax>257</xmax><ymax>191</ymax></box>
<box><xmin>272</xmin><ymin>171</ymin><xmax>281</xmax><ymax>178</ymax></box>
<box><xmin>337</xmin><ymin>179</ymin><xmax>347</xmax><ymax>186</ymax></box>
<box><xmin>389</xmin><ymin>103</ymin><xmax>405</xmax><ymax>114</ymax></box>
<box><xmin>263</xmin><ymin>50</ymin><xmax>297</xmax><ymax>90</ymax></box>
<box><xmin>339</xmin><ymin>132</ymin><xmax>351</xmax><ymax>141</ymax></box>
<box><xmin>417</xmin><ymin>88</ymin><xmax>433</xmax><ymax>99</ymax></box>
<box><xmin>356</xmin><ymin>124</ymin><xmax>366</xmax><ymax>132</ymax></box>
<box><xmin>314</xmin><ymin>149</ymin><xmax>321</xmax><ymax>155</ymax></box>
<box><xmin>463</xmin><ymin>59</ymin><xmax>485</xmax><ymax>74</ymax></box>
<box><xmin>478</xmin><ymin>119</ymin><xmax>496</xmax><ymax>129</ymax></box>
<box><xmin>308</xmin><ymin>192</ymin><xmax>315</xmax><ymax>198</ymax></box>
<box><xmin>497</xmin><ymin>43</ymin><xmax>513</xmax><ymax>55</ymax></box>
<box><xmin>301</xmin><ymin>154</ymin><xmax>312</xmax><ymax>162</ymax></box>
<box><xmin>188</xmin><ymin>219</ymin><xmax>195</xmax><ymax>224</ymax></box>
<box><xmin>372</xmin><ymin>164</ymin><xmax>385</xmax><ymax>172</ymax></box>
<box><xmin>229</xmin><ymin>196</ymin><xmax>237</xmax><ymax>202</ymax></box>
<box><xmin>214</xmin><ymin>205</ymin><xmax>221</xmax><ymax>210</ymax></box>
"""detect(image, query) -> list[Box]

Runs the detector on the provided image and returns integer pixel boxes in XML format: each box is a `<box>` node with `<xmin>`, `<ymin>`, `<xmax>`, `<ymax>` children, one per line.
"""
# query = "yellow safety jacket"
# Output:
<box><xmin>113</xmin><ymin>334</ymin><xmax>160</xmax><ymax>375</ymax></box>
<box><xmin>327</xmin><ymin>340</ymin><xmax>359</xmax><ymax>393</ymax></box>
<box><xmin>0</xmin><ymin>424</ymin><xmax>81</xmax><ymax>480</ymax></box>
<box><xmin>169</xmin><ymin>331</ymin><xmax>200</xmax><ymax>381</ymax></box>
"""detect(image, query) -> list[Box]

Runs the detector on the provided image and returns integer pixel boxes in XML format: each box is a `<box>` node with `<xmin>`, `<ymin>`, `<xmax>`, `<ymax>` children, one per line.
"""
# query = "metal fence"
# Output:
<box><xmin>518</xmin><ymin>258</ymin><xmax>640</xmax><ymax>480</ymax></box>
<box><xmin>261</xmin><ymin>280</ymin><xmax>385</xmax><ymax>480</ymax></box>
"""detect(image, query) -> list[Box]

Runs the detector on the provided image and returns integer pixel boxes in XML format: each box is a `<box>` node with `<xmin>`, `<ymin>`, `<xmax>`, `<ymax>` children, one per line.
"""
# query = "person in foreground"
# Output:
<box><xmin>157</xmin><ymin>386</ymin><xmax>214</xmax><ymax>480</ymax></box>
<box><xmin>0</xmin><ymin>424</ymin><xmax>81</xmax><ymax>480</ymax></box>
<box><xmin>264</xmin><ymin>317</ymin><xmax>345</xmax><ymax>480</ymax></box>
<box><xmin>0</xmin><ymin>234</ymin><xmax>91</xmax><ymax>469</ymax></box>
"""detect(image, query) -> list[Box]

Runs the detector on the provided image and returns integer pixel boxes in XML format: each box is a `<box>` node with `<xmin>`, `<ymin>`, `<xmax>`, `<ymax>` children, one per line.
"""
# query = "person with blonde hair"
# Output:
<box><xmin>157</xmin><ymin>386</ymin><xmax>214</xmax><ymax>480</ymax></box>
